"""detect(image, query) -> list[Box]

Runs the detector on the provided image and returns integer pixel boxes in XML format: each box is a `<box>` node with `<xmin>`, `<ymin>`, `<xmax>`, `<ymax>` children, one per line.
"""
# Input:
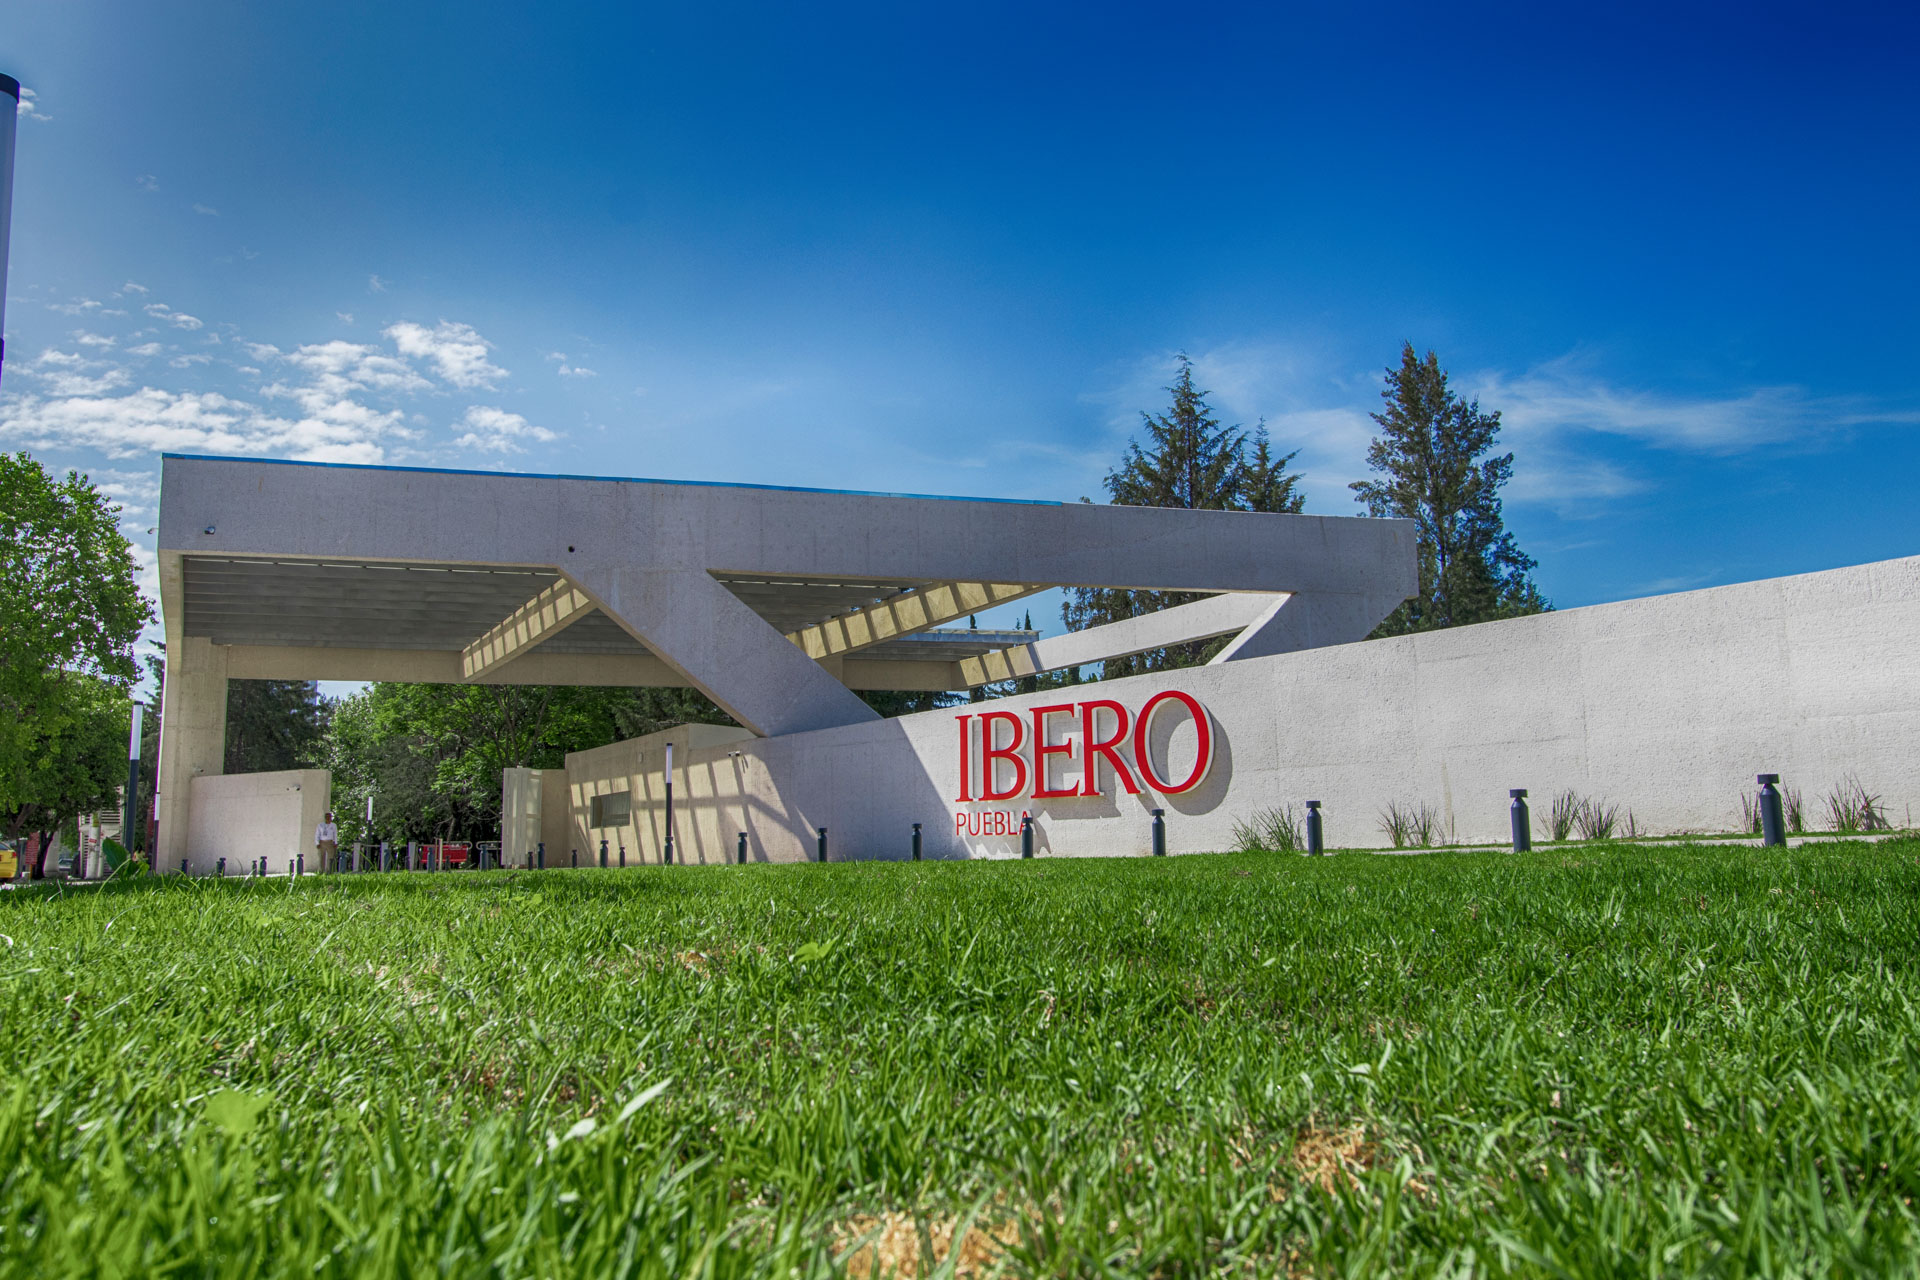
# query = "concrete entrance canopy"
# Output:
<box><xmin>154</xmin><ymin>453</ymin><xmax>1416</xmax><ymax>867</ymax></box>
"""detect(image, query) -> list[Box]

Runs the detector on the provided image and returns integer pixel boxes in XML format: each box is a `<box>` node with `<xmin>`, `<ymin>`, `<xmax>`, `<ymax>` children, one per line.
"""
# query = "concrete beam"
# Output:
<box><xmin>1208</xmin><ymin>590</ymin><xmax>1401</xmax><ymax>663</ymax></box>
<box><xmin>223</xmin><ymin>643</ymin><xmax>962</xmax><ymax>692</ymax></box>
<box><xmin>956</xmin><ymin>592</ymin><xmax>1283</xmax><ymax>686</ymax></box>
<box><xmin>787</xmin><ymin>581</ymin><xmax>1049</xmax><ymax>659</ymax></box>
<box><xmin>564</xmin><ymin>565</ymin><xmax>880</xmax><ymax>736</ymax></box>
<box><xmin>462</xmin><ymin>579</ymin><xmax>597</xmax><ymax>681</ymax></box>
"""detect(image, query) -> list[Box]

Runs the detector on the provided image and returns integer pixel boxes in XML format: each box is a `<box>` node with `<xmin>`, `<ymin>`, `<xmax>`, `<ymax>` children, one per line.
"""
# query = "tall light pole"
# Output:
<box><xmin>0</xmin><ymin>73</ymin><xmax>21</xmax><ymax>386</ymax></box>
<box><xmin>663</xmin><ymin>741</ymin><xmax>675</xmax><ymax>865</ymax></box>
<box><xmin>126</xmin><ymin>701</ymin><xmax>145</xmax><ymax>857</ymax></box>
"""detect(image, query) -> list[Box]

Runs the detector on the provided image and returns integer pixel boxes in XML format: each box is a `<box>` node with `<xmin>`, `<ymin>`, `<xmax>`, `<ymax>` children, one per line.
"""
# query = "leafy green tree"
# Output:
<box><xmin>2</xmin><ymin>672</ymin><xmax>129</xmax><ymax>878</ymax></box>
<box><xmin>1062</xmin><ymin>357</ymin><xmax>1307</xmax><ymax>675</ymax></box>
<box><xmin>0</xmin><ymin>453</ymin><xmax>150</xmax><ymax>814</ymax></box>
<box><xmin>1351</xmin><ymin>344</ymin><xmax>1549</xmax><ymax>634</ymax></box>
<box><xmin>225</xmin><ymin>679</ymin><xmax>330</xmax><ymax>774</ymax></box>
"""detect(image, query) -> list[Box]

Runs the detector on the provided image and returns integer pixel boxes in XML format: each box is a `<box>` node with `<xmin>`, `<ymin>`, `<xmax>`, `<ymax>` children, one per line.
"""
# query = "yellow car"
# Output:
<box><xmin>0</xmin><ymin>839</ymin><xmax>18</xmax><ymax>882</ymax></box>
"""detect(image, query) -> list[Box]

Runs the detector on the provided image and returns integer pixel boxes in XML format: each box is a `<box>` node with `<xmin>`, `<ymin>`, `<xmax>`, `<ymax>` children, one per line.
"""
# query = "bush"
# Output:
<box><xmin>1549</xmin><ymin>790</ymin><xmax>1582</xmax><ymax>841</ymax></box>
<box><xmin>1825</xmin><ymin>775</ymin><xmax>1889</xmax><ymax>833</ymax></box>
<box><xmin>1379</xmin><ymin>800</ymin><xmax>1440</xmax><ymax>849</ymax></box>
<box><xmin>1231</xmin><ymin>805</ymin><xmax>1303</xmax><ymax>854</ymax></box>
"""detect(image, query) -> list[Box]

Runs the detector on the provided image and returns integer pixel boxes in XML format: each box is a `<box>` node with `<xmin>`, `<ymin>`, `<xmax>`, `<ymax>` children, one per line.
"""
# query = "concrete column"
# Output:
<box><xmin>501</xmin><ymin>766</ymin><xmax>540</xmax><ymax>868</ymax></box>
<box><xmin>157</xmin><ymin>636</ymin><xmax>228</xmax><ymax>870</ymax></box>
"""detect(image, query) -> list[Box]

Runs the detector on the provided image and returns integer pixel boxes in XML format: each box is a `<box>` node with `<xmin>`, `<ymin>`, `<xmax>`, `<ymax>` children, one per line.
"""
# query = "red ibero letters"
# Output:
<box><xmin>953</xmin><ymin>690</ymin><xmax>1214</xmax><ymax>804</ymax></box>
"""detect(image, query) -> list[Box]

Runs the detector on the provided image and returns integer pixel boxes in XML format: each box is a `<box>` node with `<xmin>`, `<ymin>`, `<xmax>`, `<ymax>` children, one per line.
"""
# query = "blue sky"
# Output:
<box><xmin>3</xmin><ymin>0</ymin><xmax>1917</xmax><ymax>667</ymax></box>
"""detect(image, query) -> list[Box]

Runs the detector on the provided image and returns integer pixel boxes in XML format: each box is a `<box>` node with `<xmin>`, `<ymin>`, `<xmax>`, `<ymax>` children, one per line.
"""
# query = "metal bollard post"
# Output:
<box><xmin>1510</xmin><ymin>789</ymin><xmax>1532</xmax><ymax>853</ymax></box>
<box><xmin>537</xmin><ymin>842</ymin><xmax>545</xmax><ymax>870</ymax></box>
<box><xmin>571</xmin><ymin>847</ymin><xmax>578</xmax><ymax>868</ymax></box>
<box><xmin>217</xmin><ymin>857</ymin><xmax>226</xmax><ymax>877</ymax></box>
<box><xmin>817</xmin><ymin>827</ymin><xmax>828</xmax><ymax>863</ymax></box>
<box><xmin>1151</xmin><ymin>808</ymin><xmax>1166</xmax><ymax>857</ymax></box>
<box><xmin>737</xmin><ymin>831</ymin><xmax>748</xmax><ymax>864</ymax></box>
<box><xmin>618</xmin><ymin>841</ymin><xmax>626</xmax><ymax>868</ymax></box>
<box><xmin>1021</xmin><ymin>813</ymin><xmax>1034</xmax><ymax>859</ymax></box>
<box><xmin>599</xmin><ymin>838</ymin><xmax>608</xmax><ymax>868</ymax></box>
<box><xmin>296</xmin><ymin>852</ymin><xmax>304</xmax><ymax>877</ymax></box>
<box><xmin>1758</xmin><ymin>774</ymin><xmax>1787</xmax><ymax>847</ymax></box>
<box><xmin>911</xmin><ymin>822</ymin><xmax>921</xmax><ymax>862</ymax></box>
<box><xmin>353</xmin><ymin>842</ymin><xmax>363</xmax><ymax>874</ymax></box>
<box><xmin>180</xmin><ymin>858</ymin><xmax>188</xmax><ymax>876</ymax></box>
<box><xmin>380</xmin><ymin>841</ymin><xmax>389</xmax><ymax>873</ymax></box>
<box><xmin>1306</xmin><ymin>801</ymin><xmax>1324</xmax><ymax>856</ymax></box>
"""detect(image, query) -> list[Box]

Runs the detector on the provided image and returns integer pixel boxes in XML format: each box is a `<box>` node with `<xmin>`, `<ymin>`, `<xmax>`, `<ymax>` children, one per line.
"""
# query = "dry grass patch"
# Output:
<box><xmin>838</xmin><ymin>1208</ymin><xmax>1023</xmax><ymax>1279</ymax></box>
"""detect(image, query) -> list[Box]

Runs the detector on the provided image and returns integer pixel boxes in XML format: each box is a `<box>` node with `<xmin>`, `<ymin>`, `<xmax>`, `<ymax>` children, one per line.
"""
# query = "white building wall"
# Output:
<box><xmin>566</xmin><ymin>554</ymin><xmax>1920</xmax><ymax>860</ymax></box>
<box><xmin>184</xmin><ymin>769</ymin><xmax>331</xmax><ymax>875</ymax></box>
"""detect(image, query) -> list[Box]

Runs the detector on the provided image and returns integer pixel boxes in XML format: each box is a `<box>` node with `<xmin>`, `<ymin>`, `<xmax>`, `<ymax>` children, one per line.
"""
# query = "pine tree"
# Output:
<box><xmin>1062</xmin><ymin>356</ymin><xmax>1307</xmax><ymax>675</ymax></box>
<box><xmin>1350</xmin><ymin>344</ymin><xmax>1549</xmax><ymax>634</ymax></box>
<box><xmin>224</xmin><ymin>680</ymin><xmax>330</xmax><ymax>774</ymax></box>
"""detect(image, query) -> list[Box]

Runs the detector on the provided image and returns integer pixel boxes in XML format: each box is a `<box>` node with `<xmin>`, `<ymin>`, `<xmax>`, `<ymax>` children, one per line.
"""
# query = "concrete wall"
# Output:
<box><xmin>183</xmin><ymin>769</ymin><xmax>330</xmax><ymax>875</ymax></box>
<box><xmin>564</xmin><ymin>554</ymin><xmax>1920</xmax><ymax>860</ymax></box>
<box><xmin>566</xmin><ymin>723</ymin><xmax>758</xmax><ymax>863</ymax></box>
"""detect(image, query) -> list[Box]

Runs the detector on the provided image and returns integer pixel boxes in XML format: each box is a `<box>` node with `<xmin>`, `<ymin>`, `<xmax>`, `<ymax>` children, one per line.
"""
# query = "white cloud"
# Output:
<box><xmin>48</xmin><ymin>298</ymin><xmax>102</xmax><ymax>316</ymax></box>
<box><xmin>127</xmin><ymin>342</ymin><xmax>163</xmax><ymax>358</ymax></box>
<box><xmin>548</xmin><ymin>352</ymin><xmax>598</xmax><ymax>378</ymax></box>
<box><xmin>135</xmin><ymin>174</ymin><xmax>159</xmax><ymax>193</ymax></box>
<box><xmin>72</xmin><ymin>330</ymin><xmax>116</xmax><ymax>348</ymax></box>
<box><xmin>0</xmin><ymin>386</ymin><xmax>400</xmax><ymax>464</ymax></box>
<box><xmin>385</xmin><ymin>320</ymin><xmax>506</xmax><ymax>389</ymax></box>
<box><xmin>336</xmin><ymin>312</ymin><xmax>354</xmax><ymax>325</ymax></box>
<box><xmin>168</xmin><ymin>353</ymin><xmax>212</xmax><ymax>369</ymax></box>
<box><xmin>121</xmin><ymin>281</ymin><xmax>149</xmax><ymax>295</ymax></box>
<box><xmin>367</xmin><ymin>274</ymin><xmax>388</xmax><ymax>293</ymax></box>
<box><xmin>16</xmin><ymin>87</ymin><xmax>50</xmax><ymax>122</ymax></box>
<box><xmin>451</xmin><ymin>404</ymin><xmax>556</xmax><ymax>453</ymax></box>
<box><xmin>144</xmin><ymin>302</ymin><xmax>204</xmax><ymax>330</ymax></box>
<box><xmin>192</xmin><ymin>203</ymin><xmax>219</xmax><ymax>216</ymax></box>
<box><xmin>262</xmin><ymin>338</ymin><xmax>430</xmax><ymax>412</ymax></box>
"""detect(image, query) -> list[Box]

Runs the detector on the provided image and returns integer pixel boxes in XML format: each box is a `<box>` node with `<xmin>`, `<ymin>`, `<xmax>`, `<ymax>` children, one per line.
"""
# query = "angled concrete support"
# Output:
<box><xmin>788</xmin><ymin>581</ymin><xmax>1048</xmax><ymax>659</ymax></box>
<box><xmin>156</xmin><ymin>635</ymin><xmax>229</xmax><ymax>869</ymax></box>
<box><xmin>463</xmin><ymin>579</ymin><xmax>596</xmax><ymax>680</ymax></box>
<box><xmin>1207</xmin><ymin>590</ymin><xmax>1401</xmax><ymax>663</ymax></box>
<box><xmin>566</xmin><ymin>565</ymin><xmax>880</xmax><ymax>736</ymax></box>
<box><xmin>957</xmin><ymin>592</ymin><xmax>1283</xmax><ymax>686</ymax></box>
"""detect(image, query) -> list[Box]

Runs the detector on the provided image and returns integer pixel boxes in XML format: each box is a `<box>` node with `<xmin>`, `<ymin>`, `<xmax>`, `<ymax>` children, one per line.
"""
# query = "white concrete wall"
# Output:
<box><xmin>183</xmin><ymin>769</ymin><xmax>331</xmax><ymax>875</ymax></box>
<box><xmin>566</xmin><ymin>554</ymin><xmax>1920</xmax><ymax>860</ymax></box>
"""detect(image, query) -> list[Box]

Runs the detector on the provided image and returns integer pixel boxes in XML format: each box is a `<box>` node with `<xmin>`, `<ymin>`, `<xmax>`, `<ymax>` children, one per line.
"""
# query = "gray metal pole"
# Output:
<box><xmin>1758</xmin><ymin>774</ymin><xmax>1787</xmax><ymax>847</ymax></box>
<box><xmin>1510</xmin><ymin>789</ymin><xmax>1531</xmax><ymax>853</ymax></box>
<box><xmin>737</xmin><ymin>831</ymin><xmax>747</xmax><ymax>864</ymax></box>
<box><xmin>664</xmin><ymin>741</ymin><xmax>675</xmax><ymax>865</ymax></box>
<box><xmin>1021</xmin><ymin>813</ymin><xmax>1034</xmax><ymax>858</ymax></box>
<box><xmin>817</xmin><ymin>827</ymin><xmax>828</xmax><ymax>863</ymax></box>
<box><xmin>1306</xmin><ymin>801</ymin><xmax>1324</xmax><ymax>856</ymax></box>
<box><xmin>1151</xmin><ymin>808</ymin><xmax>1166</xmax><ymax>857</ymax></box>
<box><xmin>0</xmin><ymin>73</ymin><xmax>19</xmax><ymax>387</ymax></box>
<box><xmin>911</xmin><ymin>822</ymin><xmax>921</xmax><ymax>862</ymax></box>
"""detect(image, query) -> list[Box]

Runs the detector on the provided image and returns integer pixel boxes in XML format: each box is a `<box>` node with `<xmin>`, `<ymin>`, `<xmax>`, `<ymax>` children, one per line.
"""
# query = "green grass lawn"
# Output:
<box><xmin>4</xmin><ymin>840</ymin><xmax>1919</xmax><ymax>1278</ymax></box>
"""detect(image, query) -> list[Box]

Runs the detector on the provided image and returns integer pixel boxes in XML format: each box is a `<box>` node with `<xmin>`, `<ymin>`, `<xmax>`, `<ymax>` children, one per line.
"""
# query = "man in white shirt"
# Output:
<box><xmin>315</xmin><ymin>812</ymin><xmax>339</xmax><ymax>870</ymax></box>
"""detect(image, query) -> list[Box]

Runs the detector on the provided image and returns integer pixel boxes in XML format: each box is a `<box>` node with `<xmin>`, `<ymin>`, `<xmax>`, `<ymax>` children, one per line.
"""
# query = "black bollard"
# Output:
<box><xmin>599</xmin><ymin>838</ymin><xmax>608</xmax><ymax>869</ymax></box>
<box><xmin>1151</xmin><ymin>808</ymin><xmax>1166</xmax><ymax>857</ymax></box>
<box><xmin>618</xmin><ymin>841</ymin><xmax>626</xmax><ymax>868</ymax></box>
<box><xmin>296</xmin><ymin>852</ymin><xmax>304</xmax><ymax>877</ymax></box>
<box><xmin>180</xmin><ymin>858</ymin><xmax>188</xmax><ymax>876</ymax></box>
<box><xmin>1510</xmin><ymin>789</ymin><xmax>1532</xmax><ymax>853</ymax></box>
<box><xmin>817</xmin><ymin>827</ymin><xmax>828</xmax><ymax>863</ymax></box>
<box><xmin>737</xmin><ymin>831</ymin><xmax>748</xmax><ymax>864</ymax></box>
<box><xmin>1021</xmin><ymin>813</ymin><xmax>1034</xmax><ymax>859</ymax></box>
<box><xmin>537</xmin><ymin>842</ymin><xmax>545</xmax><ymax>870</ymax></box>
<box><xmin>217</xmin><ymin>857</ymin><xmax>226</xmax><ymax>877</ymax></box>
<box><xmin>1758</xmin><ymin>774</ymin><xmax>1787</xmax><ymax>847</ymax></box>
<box><xmin>1306</xmin><ymin>801</ymin><xmax>1324</xmax><ymax>856</ymax></box>
<box><xmin>911</xmin><ymin>822</ymin><xmax>922</xmax><ymax>862</ymax></box>
<box><xmin>571</xmin><ymin>847</ymin><xmax>578</xmax><ymax>868</ymax></box>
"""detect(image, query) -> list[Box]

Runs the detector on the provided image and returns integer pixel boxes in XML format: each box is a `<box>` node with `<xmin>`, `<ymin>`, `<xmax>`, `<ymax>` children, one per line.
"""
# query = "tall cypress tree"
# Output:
<box><xmin>1350</xmin><ymin>344</ymin><xmax>1548</xmax><ymax>634</ymax></box>
<box><xmin>1063</xmin><ymin>356</ymin><xmax>1307</xmax><ymax>674</ymax></box>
